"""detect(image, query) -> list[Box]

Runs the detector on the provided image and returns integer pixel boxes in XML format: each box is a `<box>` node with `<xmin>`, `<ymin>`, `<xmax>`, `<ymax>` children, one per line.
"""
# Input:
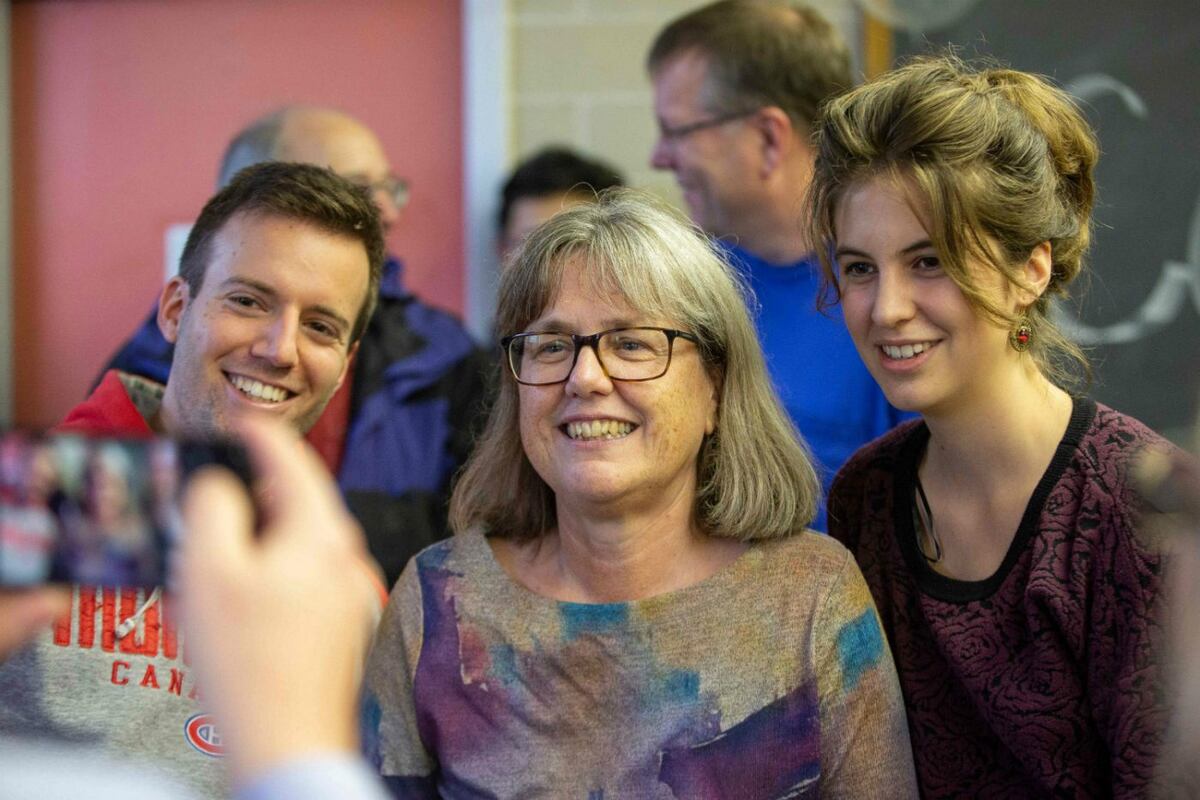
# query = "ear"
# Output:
<box><xmin>334</xmin><ymin>341</ymin><xmax>359</xmax><ymax>392</ymax></box>
<box><xmin>704</xmin><ymin>366</ymin><xmax>722</xmax><ymax>436</ymax></box>
<box><xmin>1017</xmin><ymin>241</ymin><xmax>1053</xmax><ymax>307</ymax></box>
<box><xmin>157</xmin><ymin>277</ymin><xmax>190</xmax><ymax>344</ymax></box>
<box><xmin>753</xmin><ymin>106</ymin><xmax>794</xmax><ymax>177</ymax></box>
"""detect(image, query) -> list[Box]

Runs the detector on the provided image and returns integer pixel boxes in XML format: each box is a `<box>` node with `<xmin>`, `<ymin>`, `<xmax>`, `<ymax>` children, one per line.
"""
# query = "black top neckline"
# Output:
<box><xmin>890</xmin><ymin>396</ymin><xmax>1097</xmax><ymax>603</ymax></box>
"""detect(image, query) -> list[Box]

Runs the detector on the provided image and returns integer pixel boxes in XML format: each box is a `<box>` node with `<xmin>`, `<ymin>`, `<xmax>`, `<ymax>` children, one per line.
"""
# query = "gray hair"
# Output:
<box><xmin>450</xmin><ymin>188</ymin><xmax>820</xmax><ymax>540</ymax></box>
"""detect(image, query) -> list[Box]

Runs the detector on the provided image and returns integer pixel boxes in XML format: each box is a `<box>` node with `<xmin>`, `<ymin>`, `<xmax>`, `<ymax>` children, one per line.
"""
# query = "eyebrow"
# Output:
<box><xmin>835</xmin><ymin>239</ymin><xmax>935</xmax><ymax>259</ymax></box>
<box><xmin>900</xmin><ymin>239</ymin><xmax>935</xmax><ymax>255</ymax></box>
<box><xmin>526</xmin><ymin>317</ymin><xmax>643</xmax><ymax>333</ymax></box>
<box><xmin>220</xmin><ymin>277</ymin><xmax>352</xmax><ymax>333</ymax></box>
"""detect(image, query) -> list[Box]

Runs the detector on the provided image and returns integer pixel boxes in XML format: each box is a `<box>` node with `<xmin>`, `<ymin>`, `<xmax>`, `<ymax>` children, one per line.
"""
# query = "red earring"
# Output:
<box><xmin>1009</xmin><ymin>319</ymin><xmax>1033</xmax><ymax>352</ymax></box>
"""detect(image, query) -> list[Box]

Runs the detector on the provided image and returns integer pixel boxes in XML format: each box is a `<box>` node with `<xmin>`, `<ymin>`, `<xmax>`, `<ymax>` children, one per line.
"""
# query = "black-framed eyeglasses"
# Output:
<box><xmin>501</xmin><ymin>327</ymin><xmax>701</xmax><ymax>386</ymax></box>
<box><xmin>350</xmin><ymin>174</ymin><xmax>410</xmax><ymax>210</ymax></box>
<box><xmin>658</xmin><ymin>109</ymin><xmax>758</xmax><ymax>141</ymax></box>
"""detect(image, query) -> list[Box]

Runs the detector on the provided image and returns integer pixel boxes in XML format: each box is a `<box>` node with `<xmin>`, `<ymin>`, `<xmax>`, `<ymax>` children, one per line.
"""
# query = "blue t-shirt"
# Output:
<box><xmin>723</xmin><ymin>244</ymin><xmax>914</xmax><ymax>531</ymax></box>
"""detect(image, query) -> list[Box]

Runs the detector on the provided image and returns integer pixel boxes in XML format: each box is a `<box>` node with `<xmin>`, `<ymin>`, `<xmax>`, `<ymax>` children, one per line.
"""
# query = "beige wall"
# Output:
<box><xmin>508</xmin><ymin>0</ymin><xmax>858</xmax><ymax>209</ymax></box>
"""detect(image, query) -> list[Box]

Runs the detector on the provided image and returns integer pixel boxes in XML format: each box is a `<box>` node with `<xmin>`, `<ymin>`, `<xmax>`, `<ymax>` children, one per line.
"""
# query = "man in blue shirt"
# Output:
<box><xmin>647</xmin><ymin>1</ymin><xmax>911</xmax><ymax>529</ymax></box>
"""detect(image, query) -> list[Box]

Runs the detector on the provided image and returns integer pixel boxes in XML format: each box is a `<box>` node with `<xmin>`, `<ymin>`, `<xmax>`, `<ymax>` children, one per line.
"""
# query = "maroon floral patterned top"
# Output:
<box><xmin>829</xmin><ymin>398</ymin><xmax>1167</xmax><ymax>799</ymax></box>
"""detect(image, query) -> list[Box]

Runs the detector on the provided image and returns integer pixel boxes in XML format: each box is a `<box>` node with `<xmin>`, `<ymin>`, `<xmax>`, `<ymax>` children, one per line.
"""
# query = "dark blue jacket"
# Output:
<box><xmin>98</xmin><ymin>257</ymin><xmax>494</xmax><ymax>587</ymax></box>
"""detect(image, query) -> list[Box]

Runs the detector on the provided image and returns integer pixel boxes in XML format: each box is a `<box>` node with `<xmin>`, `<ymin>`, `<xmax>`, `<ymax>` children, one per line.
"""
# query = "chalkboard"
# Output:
<box><xmin>888</xmin><ymin>0</ymin><xmax>1200</xmax><ymax>442</ymax></box>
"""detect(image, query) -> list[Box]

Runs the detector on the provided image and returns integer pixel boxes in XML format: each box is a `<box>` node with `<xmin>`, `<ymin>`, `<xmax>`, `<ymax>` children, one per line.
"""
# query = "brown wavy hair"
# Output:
<box><xmin>806</xmin><ymin>54</ymin><xmax>1097</xmax><ymax>389</ymax></box>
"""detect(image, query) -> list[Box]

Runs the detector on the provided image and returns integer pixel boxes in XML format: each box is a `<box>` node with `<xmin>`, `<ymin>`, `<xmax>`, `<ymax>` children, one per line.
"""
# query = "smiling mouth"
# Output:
<box><xmin>227</xmin><ymin>373</ymin><xmax>294</xmax><ymax>404</ymax></box>
<box><xmin>880</xmin><ymin>341</ymin><xmax>936</xmax><ymax>360</ymax></box>
<box><xmin>562</xmin><ymin>419</ymin><xmax>636</xmax><ymax>441</ymax></box>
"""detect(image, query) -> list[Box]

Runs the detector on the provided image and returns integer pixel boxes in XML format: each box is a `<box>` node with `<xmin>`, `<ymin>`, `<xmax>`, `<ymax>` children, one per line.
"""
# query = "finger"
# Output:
<box><xmin>0</xmin><ymin>588</ymin><xmax>72</xmax><ymax>660</ymax></box>
<box><xmin>234</xmin><ymin>417</ymin><xmax>361</xmax><ymax>547</ymax></box>
<box><xmin>238</xmin><ymin>418</ymin><xmax>336</xmax><ymax>514</ymax></box>
<box><xmin>180</xmin><ymin>465</ymin><xmax>255</xmax><ymax>585</ymax></box>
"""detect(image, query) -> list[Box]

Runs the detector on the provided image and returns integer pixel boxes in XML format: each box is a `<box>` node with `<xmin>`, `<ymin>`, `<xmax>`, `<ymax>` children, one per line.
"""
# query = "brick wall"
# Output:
<box><xmin>508</xmin><ymin>0</ymin><xmax>859</xmax><ymax>210</ymax></box>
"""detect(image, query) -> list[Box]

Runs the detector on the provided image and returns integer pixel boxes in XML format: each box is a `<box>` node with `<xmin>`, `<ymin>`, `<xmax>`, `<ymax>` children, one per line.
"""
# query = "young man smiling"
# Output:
<box><xmin>0</xmin><ymin>162</ymin><xmax>383</xmax><ymax>800</ymax></box>
<box><xmin>60</xmin><ymin>161</ymin><xmax>383</xmax><ymax>440</ymax></box>
<box><xmin>94</xmin><ymin>107</ymin><xmax>492</xmax><ymax>589</ymax></box>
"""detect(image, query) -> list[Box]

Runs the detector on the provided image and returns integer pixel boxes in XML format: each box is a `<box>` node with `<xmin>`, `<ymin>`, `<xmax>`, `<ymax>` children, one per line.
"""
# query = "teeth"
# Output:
<box><xmin>230</xmin><ymin>374</ymin><xmax>289</xmax><ymax>403</ymax></box>
<box><xmin>882</xmin><ymin>342</ymin><xmax>932</xmax><ymax>360</ymax></box>
<box><xmin>565</xmin><ymin>419</ymin><xmax>634</xmax><ymax>441</ymax></box>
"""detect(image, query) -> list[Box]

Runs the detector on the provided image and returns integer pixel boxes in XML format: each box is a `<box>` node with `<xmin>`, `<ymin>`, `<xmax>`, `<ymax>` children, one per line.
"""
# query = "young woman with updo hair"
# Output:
<box><xmin>807</xmin><ymin>55</ymin><xmax>1172</xmax><ymax>798</ymax></box>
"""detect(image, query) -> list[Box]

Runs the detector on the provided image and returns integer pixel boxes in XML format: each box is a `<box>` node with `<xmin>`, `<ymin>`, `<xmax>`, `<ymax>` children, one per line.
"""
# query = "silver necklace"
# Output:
<box><xmin>913</xmin><ymin>475</ymin><xmax>943</xmax><ymax>564</ymax></box>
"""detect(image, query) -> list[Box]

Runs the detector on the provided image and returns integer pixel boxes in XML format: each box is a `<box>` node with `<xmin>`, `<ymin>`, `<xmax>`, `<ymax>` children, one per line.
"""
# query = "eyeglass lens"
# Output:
<box><xmin>352</xmin><ymin>175</ymin><xmax>409</xmax><ymax>209</ymax></box>
<box><xmin>660</xmin><ymin>109</ymin><xmax>754</xmax><ymax>140</ymax></box>
<box><xmin>374</xmin><ymin>176</ymin><xmax>408</xmax><ymax>209</ymax></box>
<box><xmin>509</xmin><ymin>328</ymin><xmax>675</xmax><ymax>384</ymax></box>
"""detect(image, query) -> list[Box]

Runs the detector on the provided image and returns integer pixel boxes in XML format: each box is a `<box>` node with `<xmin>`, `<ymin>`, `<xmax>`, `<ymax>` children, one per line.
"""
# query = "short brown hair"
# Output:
<box><xmin>450</xmin><ymin>188</ymin><xmax>821</xmax><ymax>541</ymax></box>
<box><xmin>178</xmin><ymin>161</ymin><xmax>385</xmax><ymax>345</ymax></box>
<box><xmin>647</xmin><ymin>0</ymin><xmax>852</xmax><ymax>131</ymax></box>
<box><xmin>807</xmin><ymin>54</ymin><xmax>1097</xmax><ymax>388</ymax></box>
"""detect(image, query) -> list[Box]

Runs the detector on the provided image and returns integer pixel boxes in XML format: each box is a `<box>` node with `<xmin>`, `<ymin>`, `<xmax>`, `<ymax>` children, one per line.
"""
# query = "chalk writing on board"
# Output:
<box><xmin>1054</xmin><ymin>74</ymin><xmax>1200</xmax><ymax>346</ymax></box>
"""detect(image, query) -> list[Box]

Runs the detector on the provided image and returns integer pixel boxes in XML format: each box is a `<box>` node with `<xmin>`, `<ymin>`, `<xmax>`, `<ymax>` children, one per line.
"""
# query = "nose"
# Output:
<box><xmin>650</xmin><ymin>135</ymin><xmax>674</xmax><ymax>170</ymax></box>
<box><xmin>564</xmin><ymin>342</ymin><xmax>613</xmax><ymax>397</ymax></box>
<box><xmin>373</xmin><ymin>188</ymin><xmax>401</xmax><ymax>232</ymax></box>
<box><xmin>872</xmin><ymin>267</ymin><xmax>916</xmax><ymax>328</ymax></box>
<box><xmin>251</xmin><ymin>313</ymin><xmax>300</xmax><ymax>369</ymax></box>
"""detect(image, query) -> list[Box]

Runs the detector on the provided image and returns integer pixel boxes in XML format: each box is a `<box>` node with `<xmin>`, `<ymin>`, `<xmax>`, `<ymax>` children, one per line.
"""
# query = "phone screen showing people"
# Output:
<box><xmin>0</xmin><ymin>432</ymin><xmax>250</xmax><ymax>587</ymax></box>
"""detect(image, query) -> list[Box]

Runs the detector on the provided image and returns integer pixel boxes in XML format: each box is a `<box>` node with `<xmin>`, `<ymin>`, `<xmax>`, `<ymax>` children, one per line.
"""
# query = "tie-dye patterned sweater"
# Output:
<box><xmin>363</xmin><ymin>529</ymin><xmax>917</xmax><ymax>799</ymax></box>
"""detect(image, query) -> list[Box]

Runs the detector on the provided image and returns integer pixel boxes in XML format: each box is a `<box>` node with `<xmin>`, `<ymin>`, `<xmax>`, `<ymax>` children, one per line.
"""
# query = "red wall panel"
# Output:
<box><xmin>12</xmin><ymin>0</ymin><xmax>464</xmax><ymax>426</ymax></box>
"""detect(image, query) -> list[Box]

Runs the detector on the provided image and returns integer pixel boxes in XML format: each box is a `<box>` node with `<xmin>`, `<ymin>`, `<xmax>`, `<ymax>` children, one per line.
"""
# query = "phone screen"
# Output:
<box><xmin>0</xmin><ymin>431</ymin><xmax>251</xmax><ymax>588</ymax></box>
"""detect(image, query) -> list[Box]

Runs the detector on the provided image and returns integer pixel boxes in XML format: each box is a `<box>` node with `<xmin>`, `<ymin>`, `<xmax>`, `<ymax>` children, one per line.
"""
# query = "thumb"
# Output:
<box><xmin>179</xmin><ymin>466</ymin><xmax>255</xmax><ymax>588</ymax></box>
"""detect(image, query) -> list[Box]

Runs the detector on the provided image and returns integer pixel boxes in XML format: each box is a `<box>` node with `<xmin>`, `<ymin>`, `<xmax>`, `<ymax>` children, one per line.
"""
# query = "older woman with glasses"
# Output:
<box><xmin>362</xmin><ymin>189</ymin><xmax>916</xmax><ymax>797</ymax></box>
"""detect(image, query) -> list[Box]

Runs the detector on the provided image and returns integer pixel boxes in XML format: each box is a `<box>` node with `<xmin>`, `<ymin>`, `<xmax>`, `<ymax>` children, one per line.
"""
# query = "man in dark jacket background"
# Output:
<box><xmin>96</xmin><ymin>106</ymin><xmax>492</xmax><ymax>588</ymax></box>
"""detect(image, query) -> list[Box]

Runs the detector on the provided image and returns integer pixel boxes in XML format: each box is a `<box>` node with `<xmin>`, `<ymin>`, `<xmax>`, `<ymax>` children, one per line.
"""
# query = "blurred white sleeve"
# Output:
<box><xmin>235</xmin><ymin>753</ymin><xmax>390</xmax><ymax>800</ymax></box>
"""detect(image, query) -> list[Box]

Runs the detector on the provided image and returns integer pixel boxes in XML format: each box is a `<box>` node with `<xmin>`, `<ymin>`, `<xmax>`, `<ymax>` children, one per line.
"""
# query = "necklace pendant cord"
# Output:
<box><xmin>914</xmin><ymin>476</ymin><xmax>943</xmax><ymax>564</ymax></box>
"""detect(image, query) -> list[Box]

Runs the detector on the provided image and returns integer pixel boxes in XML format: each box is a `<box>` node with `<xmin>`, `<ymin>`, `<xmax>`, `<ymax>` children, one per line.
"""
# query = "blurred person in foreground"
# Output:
<box><xmin>809</xmin><ymin>55</ymin><xmax>1173</xmax><ymax>797</ymax></box>
<box><xmin>1140</xmin><ymin>438</ymin><xmax>1200</xmax><ymax>797</ymax></box>
<box><xmin>0</xmin><ymin>418</ymin><xmax>387</xmax><ymax>800</ymax></box>
<box><xmin>98</xmin><ymin>106</ymin><xmax>492</xmax><ymax>588</ymax></box>
<box><xmin>0</xmin><ymin>162</ymin><xmax>384</xmax><ymax>799</ymax></box>
<box><xmin>496</xmin><ymin>146</ymin><xmax>624</xmax><ymax>260</ymax></box>
<box><xmin>362</xmin><ymin>189</ymin><xmax>917</xmax><ymax>796</ymax></box>
<box><xmin>647</xmin><ymin>0</ymin><xmax>912</xmax><ymax>529</ymax></box>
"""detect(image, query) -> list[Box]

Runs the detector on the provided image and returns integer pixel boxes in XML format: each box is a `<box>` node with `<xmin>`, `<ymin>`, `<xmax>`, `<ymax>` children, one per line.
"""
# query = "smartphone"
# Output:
<box><xmin>0</xmin><ymin>431</ymin><xmax>252</xmax><ymax>588</ymax></box>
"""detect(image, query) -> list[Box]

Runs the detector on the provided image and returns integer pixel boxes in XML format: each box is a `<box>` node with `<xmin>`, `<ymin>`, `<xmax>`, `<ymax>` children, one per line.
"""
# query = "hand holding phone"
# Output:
<box><xmin>177</xmin><ymin>417</ymin><xmax>378</xmax><ymax>786</ymax></box>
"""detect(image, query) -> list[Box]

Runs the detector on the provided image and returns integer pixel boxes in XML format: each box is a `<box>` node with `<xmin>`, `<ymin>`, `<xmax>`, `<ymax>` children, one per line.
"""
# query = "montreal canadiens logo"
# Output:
<box><xmin>184</xmin><ymin>713</ymin><xmax>225</xmax><ymax>757</ymax></box>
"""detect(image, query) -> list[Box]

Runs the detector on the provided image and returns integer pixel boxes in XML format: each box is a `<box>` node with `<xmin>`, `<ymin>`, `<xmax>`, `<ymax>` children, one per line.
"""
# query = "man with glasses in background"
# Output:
<box><xmin>647</xmin><ymin>1</ymin><xmax>911</xmax><ymax>530</ymax></box>
<box><xmin>95</xmin><ymin>107</ymin><xmax>490</xmax><ymax>586</ymax></box>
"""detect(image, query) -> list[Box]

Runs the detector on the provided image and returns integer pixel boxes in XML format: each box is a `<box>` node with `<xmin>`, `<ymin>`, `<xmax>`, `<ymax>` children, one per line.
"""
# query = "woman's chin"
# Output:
<box><xmin>551</xmin><ymin>470</ymin><xmax>643</xmax><ymax>512</ymax></box>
